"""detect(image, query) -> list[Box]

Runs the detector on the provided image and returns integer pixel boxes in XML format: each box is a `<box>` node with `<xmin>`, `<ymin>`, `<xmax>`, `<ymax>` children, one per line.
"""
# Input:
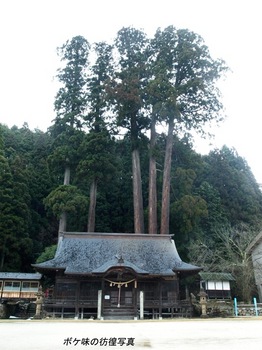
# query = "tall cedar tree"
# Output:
<box><xmin>82</xmin><ymin>42</ymin><xmax>114</xmax><ymax>232</ymax></box>
<box><xmin>51</xmin><ymin>35</ymin><xmax>90</xmax><ymax>234</ymax></box>
<box><xmin>112</xmin><ymin>27</ymin><xmax>150</xmax><ymax>233</ymax></box>
<box><xmin>149</xmin><ymin>26</ymin><xmax>227</xmax><ymax>234</ymax></box>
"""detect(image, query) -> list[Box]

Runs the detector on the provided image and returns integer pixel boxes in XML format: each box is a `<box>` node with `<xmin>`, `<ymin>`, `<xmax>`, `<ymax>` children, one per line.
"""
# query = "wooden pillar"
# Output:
<box><xmin>97</xmin><ymin>290</ymin><xmax>103</xmax><ymax>320</ymax></box>
<box><xmin>75</xmin><ymin>280</ymin><xmax>80</xmax><ymax>319</ymax></box>
<box><xmin>102</xmin><ymin>279</ymin><xmax>105</xmax><ymax>317</ymax></box>
<box><xmin>159</xmin><ymin>280</ymin><xmax>162</xmax><ymax>319</ymax></box>
<box><xmin>140</xmin><ymin>291</ymin><xmax>144</xmax><ymax>320</ymax></box>
<box><xmin>133</xmin><ymin>280</ymin><xmax>138</xmax><ymax>320</ymax></box>
<box><xmin>19</xmin><ymin>282</ymin><xmax>22</xmax><ymax>299</ymax></box>
<box><xmin>185</xmin><ymin>284</ymin><xmax>190</xmax><ymax>300</ymax></box>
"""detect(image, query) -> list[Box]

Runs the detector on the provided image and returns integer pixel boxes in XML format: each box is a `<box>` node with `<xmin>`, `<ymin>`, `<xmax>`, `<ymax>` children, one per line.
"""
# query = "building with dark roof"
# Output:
<box><xmin>33</xmin><ymin>232</ymin><xmax>201</xmax><ymax>319</ymax></box>
<box><xmin>199</xmin><ymin>272</ymin><xmax>235</xmax><ymax>299</ymax></box>
<box><xmin>0</xmin><ymin>272</ymin><xmax>42</xmax><ymax>301</ymax></box>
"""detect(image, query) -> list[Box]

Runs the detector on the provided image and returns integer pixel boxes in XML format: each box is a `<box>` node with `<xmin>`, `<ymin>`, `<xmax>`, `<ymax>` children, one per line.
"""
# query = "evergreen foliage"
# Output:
<box><xmin>1</xmin><ymin>120</ymin><xmax>262</xmax><ymax>274</ymax></box>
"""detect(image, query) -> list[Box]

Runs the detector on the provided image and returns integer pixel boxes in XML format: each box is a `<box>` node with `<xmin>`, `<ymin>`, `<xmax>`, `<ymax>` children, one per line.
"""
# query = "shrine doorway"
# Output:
<box><xmin>102</xmin><ymin>269</ymin><xmax>137</xmax><ymax>319</ymax></box>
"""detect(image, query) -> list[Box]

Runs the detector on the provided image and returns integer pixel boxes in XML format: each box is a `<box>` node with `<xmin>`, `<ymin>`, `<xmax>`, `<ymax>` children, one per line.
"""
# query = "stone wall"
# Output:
<box><xmin>237</xmin><ymin>303</ymin><xmax>262</xmax><ymax>316</ymax></box>
<box><xmin>193</xmin><ymin>299</ymin><xmax>262</xmax><ymax>317</ymax></box>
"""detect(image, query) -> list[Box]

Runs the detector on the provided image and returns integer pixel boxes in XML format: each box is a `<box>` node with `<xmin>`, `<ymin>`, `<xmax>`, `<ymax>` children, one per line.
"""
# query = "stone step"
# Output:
<box><xmin>103</xmin><ymin>315</ymin><xmax>135</xmax><ymax>320</ymax></box>
<box><xmin>103</xmin><ymin>307</ymin><xmax>135</xmax><ymax>320</ymax></box>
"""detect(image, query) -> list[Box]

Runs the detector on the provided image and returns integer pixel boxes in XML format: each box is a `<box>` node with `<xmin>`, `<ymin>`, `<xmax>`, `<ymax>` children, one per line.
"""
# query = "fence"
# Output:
<box><xmin>195</xmin><ymin>298</ymin><xmax>262</xmax><ymax>317</ymax></box>
<box><xmin>234</xmin><ymin>297</ymin><xmax>262</xmax><ymax>317</ymax></box>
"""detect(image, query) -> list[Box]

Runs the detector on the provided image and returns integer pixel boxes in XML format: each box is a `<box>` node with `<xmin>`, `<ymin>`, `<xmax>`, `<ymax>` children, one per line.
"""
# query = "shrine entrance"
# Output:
<box><xmin>102</xmin><ymin>269</ymin><xmax>137</xmax><ymax>319</ymax></box>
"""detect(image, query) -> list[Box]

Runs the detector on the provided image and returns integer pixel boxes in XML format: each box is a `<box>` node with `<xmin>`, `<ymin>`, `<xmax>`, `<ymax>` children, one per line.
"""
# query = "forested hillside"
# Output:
<box><xmin>1</xmin><ymin>123</ymin><xmax>261</xmax><ymax>271</ymax></box>
<box><xmin>0</xmin><ymin>27</ymin><xmax>262</xmax><ymax>303</ymax></box>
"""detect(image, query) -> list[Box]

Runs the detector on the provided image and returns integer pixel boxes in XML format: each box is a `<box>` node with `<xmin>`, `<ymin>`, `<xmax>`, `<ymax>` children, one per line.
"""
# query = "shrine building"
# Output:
<box><xmin>33</xmin><ymin>232</ymin><xmax>201</xmax><ymax>319</ymax></box>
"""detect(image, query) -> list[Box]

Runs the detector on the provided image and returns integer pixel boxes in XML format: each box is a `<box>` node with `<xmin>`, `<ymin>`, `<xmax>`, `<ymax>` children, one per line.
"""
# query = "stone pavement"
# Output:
<box><xmin>1</xmin><ymin>317</ymin><xmax>262</xmax><ymax>349</ymax></box>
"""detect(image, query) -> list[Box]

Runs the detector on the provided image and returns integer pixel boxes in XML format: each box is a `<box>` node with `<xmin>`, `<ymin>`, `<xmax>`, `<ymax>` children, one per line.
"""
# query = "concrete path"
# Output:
<box><xmin>1</xmin><ymin>317</ymin><xmax>262</xmax><ymax>349</ymax></box>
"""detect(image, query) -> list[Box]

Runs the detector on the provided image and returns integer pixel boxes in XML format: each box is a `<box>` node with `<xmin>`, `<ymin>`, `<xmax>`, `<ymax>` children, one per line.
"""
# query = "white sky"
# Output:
<box><xmin>0</xmin><ymin>0</ymin><xmax>261</xmax><ymax>183</ymax></box>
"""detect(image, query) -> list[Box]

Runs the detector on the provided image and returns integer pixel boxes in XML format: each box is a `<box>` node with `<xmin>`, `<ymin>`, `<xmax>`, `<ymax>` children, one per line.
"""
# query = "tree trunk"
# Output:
<box><xmin>58</xmin><ymin>166</ymin><xmax>71</xmax><ymax>236</ymax></box>
<box><xmin>132</xmin><ymin>148</ymin><xmax>144</xmax><ymax>233</ymax></box>
<box><xmin>63</xmin><ymin>165</ymin><xmax>71</xmax><ymax>185</ymax></box>
<box><xmin>148</xmin><ymin>116</ymin><xmax>157</xmax><ymax>234</ymax></box>
<box><xmin>160</xmin><ymin>117</ymin><xmax>175</xmax><ymax>235</ymax></box>
<box><xmin>87</xmin><ymin>178</ymin><xmax>97</xmax><ymax>232</ymax></box>
<box><xmin>0</xmin><ymin>251</ymin><xmax>4</xmax><ymax>271</ymax></box>
<box><xmin>58</xmin><ymin>211</ymin><xmax>67</xmax><ymax>233</ymax></box>
<box><xmin>0</xmin><ymin>237</ymin><xmax>6</xmax><ymax>270</ymax></box>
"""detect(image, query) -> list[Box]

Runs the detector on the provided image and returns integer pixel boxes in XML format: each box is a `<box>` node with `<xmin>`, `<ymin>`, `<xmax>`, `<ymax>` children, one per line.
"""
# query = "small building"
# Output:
<box><xmin>33</xmin><ymin>232</ymin><xmax>201</xmax><ymax>319</ymax></box>
<box><xmin>199</xmin><ymin>272</ymin><xmax>234</xmax><ymax>299</ymax></box>
<box><xmin>0</xmin><ymin>272</ymin><xmax>42</xmax><ymax>301</ymax></box>
<box><xmin>247</xmin><ymin>231</ymin><xmax>262</xmax><ymax>302</ymax></box>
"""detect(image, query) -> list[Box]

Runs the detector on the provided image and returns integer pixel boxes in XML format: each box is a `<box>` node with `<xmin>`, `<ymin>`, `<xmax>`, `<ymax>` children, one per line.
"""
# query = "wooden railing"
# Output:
<box><xmin>43</xmin><ymin>298</ymin><xmax>98</xmax><ymax>319</ymax></box>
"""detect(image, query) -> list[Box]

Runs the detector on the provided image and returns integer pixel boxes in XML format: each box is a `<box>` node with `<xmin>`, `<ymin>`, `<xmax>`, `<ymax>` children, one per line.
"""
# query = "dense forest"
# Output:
<box><xmin>0</xmin><ymin>26</ymin><xmax>261</xmax><ymax>301</ymax></box>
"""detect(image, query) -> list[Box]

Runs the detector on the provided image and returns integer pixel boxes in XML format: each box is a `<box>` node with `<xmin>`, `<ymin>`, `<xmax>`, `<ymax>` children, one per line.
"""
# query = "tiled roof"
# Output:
<box><xmin>0</xmin><ymin>272</ymin><xmax>42</xmax><ymax>280</ymax></box>
<box><xmin>33</xmin><ymin>232</ymin><xmax>201</xmax><ymax>277</ymax></box>
<box><xmin>199</xmin><ymin>272</ymin><xmax>235</xmax><ymax>281</ymax></box>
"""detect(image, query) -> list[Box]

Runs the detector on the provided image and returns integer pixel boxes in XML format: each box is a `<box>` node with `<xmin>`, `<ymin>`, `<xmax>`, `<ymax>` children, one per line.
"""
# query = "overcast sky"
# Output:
<box><xmin>0</xmin><ymin>0</ymin><xmax>261</xmax><ymax>183</ymax></box>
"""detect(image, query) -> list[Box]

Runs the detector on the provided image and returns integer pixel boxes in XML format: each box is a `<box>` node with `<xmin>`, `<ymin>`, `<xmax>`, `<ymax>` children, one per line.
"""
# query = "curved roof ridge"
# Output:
<box><xmin>33</xmin><ymin>233</ymin><xmax>202</xmax><ymax>277</ymax></box>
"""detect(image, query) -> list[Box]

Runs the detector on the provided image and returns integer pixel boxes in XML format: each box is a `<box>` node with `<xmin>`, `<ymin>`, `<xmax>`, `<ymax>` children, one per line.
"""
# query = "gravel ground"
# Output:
<box><xmin>1</xmin><ymin>317</ymin><xmax>262</xmax><ymax>349</ymax></box>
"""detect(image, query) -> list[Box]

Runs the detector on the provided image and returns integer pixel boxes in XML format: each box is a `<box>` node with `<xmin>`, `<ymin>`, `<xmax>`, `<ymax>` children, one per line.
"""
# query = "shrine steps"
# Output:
<box><xmin>103</xmin><ymin>307</ymin><xmax>135</xmax><ymax>320</ymax></box>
